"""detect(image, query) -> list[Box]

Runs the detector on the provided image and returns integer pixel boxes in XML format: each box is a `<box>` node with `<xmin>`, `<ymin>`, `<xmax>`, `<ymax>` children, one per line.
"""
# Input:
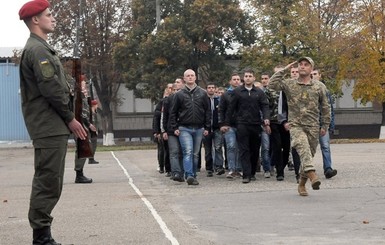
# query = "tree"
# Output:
<box><xmin>114</xmin><ymin>0</ymin><xmax>257</xmax><ymax>102</ymax></box>
<box><xmin>241</xmin><ymin>0</ymin><xmax>354</xmax><ymax>97</ymax></box>
<box><xmin>50</xmin><ymin>0</ymin><xmax>132</xmax><ymax>145</ymax></box>
<box><xmin>337</xmin><ymin>0</ymin><xmax>385</xmax><ymax>136</ymax></box>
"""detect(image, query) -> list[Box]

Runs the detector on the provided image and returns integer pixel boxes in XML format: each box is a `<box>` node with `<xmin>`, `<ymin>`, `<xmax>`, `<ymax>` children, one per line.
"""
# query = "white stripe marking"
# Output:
<box><xmin>111</xmin><ymin>151</ymin><xmax>180</xmax><ymax>245</ymax></box>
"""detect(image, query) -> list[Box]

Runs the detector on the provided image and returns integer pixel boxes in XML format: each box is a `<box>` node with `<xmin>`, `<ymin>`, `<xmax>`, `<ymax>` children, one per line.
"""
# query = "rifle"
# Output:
<box><xmin>73</xmin><ymin>60</ymin><xmax>93</xmax><ymax>159</ymax></box>
<box><xmin>73</xmin><ymin>0</ymin><xmax>93</xmax><ymax>159</ymax></box>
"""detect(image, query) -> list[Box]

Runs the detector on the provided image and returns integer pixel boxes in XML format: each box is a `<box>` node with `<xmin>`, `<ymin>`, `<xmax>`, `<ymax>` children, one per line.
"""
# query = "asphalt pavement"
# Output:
<box><xmin>1</xmin><ymin>142</ymin><xmax>385</xmax><ymax>245</ymax></box>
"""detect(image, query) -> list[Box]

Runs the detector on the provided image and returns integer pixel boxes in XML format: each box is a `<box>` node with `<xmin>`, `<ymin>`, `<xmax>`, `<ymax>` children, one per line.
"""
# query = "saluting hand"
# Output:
<box><xmin>285</xmin><ymin>61</ymin><xmax>298</xmax><ymax>70</ymax></box>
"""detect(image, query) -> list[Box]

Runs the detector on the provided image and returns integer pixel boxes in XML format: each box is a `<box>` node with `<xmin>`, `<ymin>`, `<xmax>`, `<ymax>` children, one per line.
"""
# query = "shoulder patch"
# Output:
<box><xmin>39</xmin><ymin>58</ymin><xmax>55</xmax><ymax>78</ymax></box>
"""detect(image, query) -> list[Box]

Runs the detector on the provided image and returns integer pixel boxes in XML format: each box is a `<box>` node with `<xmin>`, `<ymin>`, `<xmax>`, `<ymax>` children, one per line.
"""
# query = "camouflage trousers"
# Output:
<box><xmin>290</xmin><ymin>126</ymin><xmax>319</xmax><ymax>174</ymax></box>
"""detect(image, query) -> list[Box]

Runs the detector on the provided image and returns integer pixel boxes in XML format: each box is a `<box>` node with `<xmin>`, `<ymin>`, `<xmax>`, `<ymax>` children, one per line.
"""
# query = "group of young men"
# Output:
<box><xmin>153</xmin><ymin>57</ymin><xmax>337</xmax><ymax>196</ymax></box>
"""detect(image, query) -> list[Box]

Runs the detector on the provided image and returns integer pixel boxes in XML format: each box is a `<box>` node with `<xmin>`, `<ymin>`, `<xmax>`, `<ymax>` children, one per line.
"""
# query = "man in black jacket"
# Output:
<box><xmin>202</xmin><ymin>83</ymin><xmax>224</xmax><ymax>177</ymax></box>
<box><xmin>170</xmin><ymin>69</ymin><xmax>211</xmax><ymax>185</ymax></box>
<box><xmin>162</xmin><ymin>78</ymin><xmax>185</xmax><ymax>182</ymax></box>
<box><xmin>224</xmin><ymin>68</ymin><xmax>270</xmax><ymax>183</ymax></box>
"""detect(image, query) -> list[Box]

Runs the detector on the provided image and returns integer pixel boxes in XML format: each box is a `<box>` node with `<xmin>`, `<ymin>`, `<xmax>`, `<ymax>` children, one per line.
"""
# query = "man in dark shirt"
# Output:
<box><xmin>224</xmin><ymin>68</ymin><xmax>270</xmax><ymax>183</ymax></box>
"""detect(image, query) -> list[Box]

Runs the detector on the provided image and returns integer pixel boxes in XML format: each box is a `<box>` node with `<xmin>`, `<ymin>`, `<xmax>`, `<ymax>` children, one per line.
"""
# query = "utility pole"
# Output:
<box><xmin>156</xmin><ymin>0</ymin><xmax>161</xmax><ymax>29</ymax></box>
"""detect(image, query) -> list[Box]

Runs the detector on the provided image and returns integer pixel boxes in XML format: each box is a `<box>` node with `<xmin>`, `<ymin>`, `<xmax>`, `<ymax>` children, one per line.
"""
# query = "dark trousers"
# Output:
<box><xmin>29</xmin><ymin>135</ymin><xmax>68</xmax><ymax>230</ymax></box>
<box><xmin>90</xmin><ymin>134</ymin><xmax>98</xmax><ymax>158</ymax></box>
<box><xmin>202</xmin><ymin>134</ymin><xmax>214</xmax><ymax>171</ymax></box>
<box><xmin>292</xmin><ymin>148</ymin><xmax>301</xmax><ymax>176</ymax></box>
<box><xmin>270</xmin><ymin>123</ymin><xmax>291</xmax><ymax>177</ymax></box>
<box><xmin>156</xmin><ymin>138</ymin><xmax>171</xmax><ymax>172</ymax></box>
<box><xmin>236</xmin><ymin>124</ymin><xmax>262</xmax><ymax>178</ymax></box>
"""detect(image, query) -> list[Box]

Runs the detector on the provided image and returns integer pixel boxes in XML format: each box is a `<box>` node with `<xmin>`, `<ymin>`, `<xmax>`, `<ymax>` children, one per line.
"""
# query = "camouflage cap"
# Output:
<box><xmin>298</xmin><ymin>57</ymin><xmax>315</xmax><ymax>68</ymax></box>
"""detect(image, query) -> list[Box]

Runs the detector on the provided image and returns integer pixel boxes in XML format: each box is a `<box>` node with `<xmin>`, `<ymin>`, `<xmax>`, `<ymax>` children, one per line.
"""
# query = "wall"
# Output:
<box><xmin>0</xmin><ymin>61</ymin><xmax>30</xmax><ymax>141</ymax></box>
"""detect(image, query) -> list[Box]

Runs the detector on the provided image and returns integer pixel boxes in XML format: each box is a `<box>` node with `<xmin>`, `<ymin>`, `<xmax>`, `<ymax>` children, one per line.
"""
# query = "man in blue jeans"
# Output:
<box><xmin>163</xmin><ymin>78</ymin><xmax>185</xmax><ymax>182</ymax></box>
<box><xmin>170</xmin><ymin>69</ymin><xmax>211</xmax><ymax>185</ymax></box>
<box><xmin>203</xmin><ymin>83</ymin><xmax>224</xmax><ymax>177</ymax></box>
<box><xmin>219</xmin><ymin>73</ymin><xmax>242</xmax><ymax>179</ymax></box>
<box><xmin>311</xmin><ymin>69</ymin><xmax>337</xmax><ymax>179</ymax></box>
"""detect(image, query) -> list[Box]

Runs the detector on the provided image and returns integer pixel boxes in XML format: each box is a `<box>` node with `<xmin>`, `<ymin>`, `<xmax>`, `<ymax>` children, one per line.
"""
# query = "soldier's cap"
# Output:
<box><xmin>19</xmin><ymin>0</ymin><xmax>50</xmax><ymax>20</ymax></box>
<box><xmin>297</xmin><ymin>57</ymin><xmax>315</xmax><ymax>68</ymax></box>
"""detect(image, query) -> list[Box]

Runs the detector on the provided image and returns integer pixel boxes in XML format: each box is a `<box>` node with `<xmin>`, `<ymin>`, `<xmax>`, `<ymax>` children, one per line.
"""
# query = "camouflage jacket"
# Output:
<box><xmin>269</xmin><ymin>70</ymin><xmax>331</xmax><ymax>130</ymax></box>
<box><xmin>263</xmin><ymin>87</ymin><xmax>280</xmax><ymax>123</ymax></box>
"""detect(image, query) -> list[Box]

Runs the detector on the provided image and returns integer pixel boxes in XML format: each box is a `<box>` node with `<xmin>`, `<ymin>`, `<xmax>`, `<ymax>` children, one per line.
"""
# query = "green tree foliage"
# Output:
<box><xmin>241</xmin><ymin>0</ymin><xmax>354</xmax><ymax>97</ymax></box>
<box><xmin>114</xmin><ymin>0</ymin><xmax>256</xmax><ymax>102</ymax></box>
<box><xmin>49</xmin><ymin>0</ymin><xmax>132</xmax><ymax>144</ymax></box>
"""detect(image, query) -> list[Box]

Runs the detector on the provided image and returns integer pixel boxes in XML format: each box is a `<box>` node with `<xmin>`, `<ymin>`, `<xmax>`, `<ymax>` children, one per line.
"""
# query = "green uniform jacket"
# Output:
<box><xmin>19</xmin><ymin>33</ymin><xmax>74</xmax><ymax>140</ymax></box>
<box><xmin>269</xmin><ymin>69</ymin><xmax>331</xmax><ymax>131</ymax></box>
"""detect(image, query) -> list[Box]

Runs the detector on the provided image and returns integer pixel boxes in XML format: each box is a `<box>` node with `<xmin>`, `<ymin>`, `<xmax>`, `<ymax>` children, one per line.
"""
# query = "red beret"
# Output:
<box><xmin>91</xmin><ymin>100</ymin><xmax>98</xmax><ymax>106</ymax></box>
<box><xmin>19</xmin><ymin>0</ymin><xmax>50</xmax><ymax>20</ymax></box>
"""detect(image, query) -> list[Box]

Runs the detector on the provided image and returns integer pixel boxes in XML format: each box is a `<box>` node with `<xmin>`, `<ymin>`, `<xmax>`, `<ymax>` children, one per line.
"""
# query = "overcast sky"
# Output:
<box><xmin>0</xmin><ymin>0</ymin><xmax>34</xmax><ymax>48</ymax></box>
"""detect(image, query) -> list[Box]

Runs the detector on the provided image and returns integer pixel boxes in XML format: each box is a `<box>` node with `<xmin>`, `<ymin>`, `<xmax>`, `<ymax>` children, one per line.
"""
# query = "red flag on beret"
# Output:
<box><xmin>19</xmin><ymin>0</ymin><xmax>50</xmax><ymax>20</ymax></box>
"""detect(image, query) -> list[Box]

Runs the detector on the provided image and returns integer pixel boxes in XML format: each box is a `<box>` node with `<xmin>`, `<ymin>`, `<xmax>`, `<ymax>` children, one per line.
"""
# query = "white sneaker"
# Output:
<box><xmin>226</xmin><ymin>171</ymin><xmax>234</xmax><ymax>179</ymax></box>
<box><xmin>264</xmin><ymin>171</ymin><xmax>271</xmax><ymax>178</ymax></box>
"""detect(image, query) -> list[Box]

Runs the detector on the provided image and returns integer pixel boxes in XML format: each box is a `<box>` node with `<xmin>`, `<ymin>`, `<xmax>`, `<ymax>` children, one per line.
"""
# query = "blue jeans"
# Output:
<box><xmin>261</xmin><ymin>129</ymin><xmax>271</xmax><ymax>172</ymax></box>
<box><xmin>178</xmin><ymin>126</ymin><xmax>204</xmax><ymax>178</ymax></box>
<box><xmin>319</xmin><ymin>130</ymin><xmax>332</xmax><ymax>173</ymax></box>
<box><xmin>168</xmin><ymin>135</ymin><xmax>183</xmax><ymax>176</ymax></box>
<box><xmin>224</xmin><ymin>127</ymin><xmax>240</xmax><ymax>172</ymax></box>
<box><xmin>203</xmin><ymin>129</ymin><xmax>224</xmax><ymax>170</ymax></box>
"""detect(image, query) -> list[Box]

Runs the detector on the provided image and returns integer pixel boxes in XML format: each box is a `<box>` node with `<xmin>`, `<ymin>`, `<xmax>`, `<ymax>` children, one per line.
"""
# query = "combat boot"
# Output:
<box><xmin>75</xmin><ymin>170</ymin><xmax>93</xmax><ymax>184</ymax></box>
<box><xmin>297</xmin><ymin>175</ymin><xmax>308</xmax><ymax>196</ymax></box>
<box><xmin>33</xmin><ymin>227</ymin><xmax>61</xmax><ymax>245</ymax></box>
<box><xmin>306</xmin><ymin>170</ymin><xmax>321</xmax><ymax>190</ymax></box>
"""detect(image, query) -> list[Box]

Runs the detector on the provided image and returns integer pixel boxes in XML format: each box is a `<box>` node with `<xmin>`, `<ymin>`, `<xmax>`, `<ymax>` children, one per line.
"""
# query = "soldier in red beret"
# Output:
<box><xmin>19</xmin><ymin>1</ymin><xmax>87</xmax><ymax>244</ymax></box>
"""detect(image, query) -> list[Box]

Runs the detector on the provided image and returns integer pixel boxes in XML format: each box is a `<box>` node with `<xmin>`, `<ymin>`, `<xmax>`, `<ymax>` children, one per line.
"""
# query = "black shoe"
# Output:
<box><xmin>288</xmin><ymin>162</ymin><xmax>294</xmax><ymax>171</ymax></box>
<box><xmin>88</xmin><ymin>159</ymin><xmax>99</xmax><ymax>164</ymax></box>
<box><xmin>325</xmin><ymin>169</ymin><xmax>337</xmax><ymax>179</ymax></box>
<box><xmin>33</xmin><ymin>227</ymin><xmax>61</xmax><ymax>245</ymax></box>
<box><xmin>216</xmin><ymin>168</ymin><xmax>225</xmax><ymax>175</ymax></box>
<box><xmin>186</xmin><ymin>176</ymin><xmax>199</xmax><ymax>185</ymax></box>
<box><xmin>207</xmin><ymin>170</ymin><xmax>213</xmax><ymax>177</ymax></box>
<box><xmin>242</xmin><ymin>177</ymin><xmax>250</xmax><ymax>184</ymax></box>
<box><xmin>165</xmin><ymin>172</ymin><xmax>171</xmax><ymax>177</ymax></box>
<box><xmin>250</xmin><ymin>175</ymin><xmax>256</xmax><ymax>181</ymax></box>
<box><xmin>276</xmin><ymin>175</ymin><xmax>284</xmax><ymax>181</ymax></box>
<box><xmin>75</xmin><ymin>175</ymin><xmax>93</xmax><ymax>184</ymax></box>
<box><xmin>172</xmin><ymin>173</ymin><xmax>184</xmax><ymax>182</ymax></box>
<box><xmin>33</xmin><ymin>236</ymin><xmax>61</xmax><ymax>245</ymax></box>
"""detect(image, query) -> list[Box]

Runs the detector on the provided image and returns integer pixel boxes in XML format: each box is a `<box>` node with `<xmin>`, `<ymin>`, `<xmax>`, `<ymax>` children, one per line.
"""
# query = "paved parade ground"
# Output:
<box><xmin>1</xmin><ymin>142</ymin><xmax>385</xmax><ymax>245</ymax></box>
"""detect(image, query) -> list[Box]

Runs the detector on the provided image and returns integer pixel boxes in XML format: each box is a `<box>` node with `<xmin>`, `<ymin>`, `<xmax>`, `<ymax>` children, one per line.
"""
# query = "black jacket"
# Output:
<box><xmin>218</xmin><ymin>88</ymin><xmax>237</xmax><ymax>127</ymax></box>
<box><xmin>170</xmin><ymin>85</ymin><xmax>211</xmax><ymax>131</ymax></box>
<box><xmin>152</xmin><ymin>98</ymin><xmax>165</xmax><ymax>134</ymax></box>
<box><xmin>208</xmin><ymin>96</ymin><xmax>220</xmax><ymax>131</ymax></box>
<box><xmin>162</xmin><ymin>94</ymin><xmax>176</xmax><ymax>135</ymax></box>
<box><xmin>225</xmin><ymin>85</ymin><xmax>270</xmax><ymax>126</ymax></box>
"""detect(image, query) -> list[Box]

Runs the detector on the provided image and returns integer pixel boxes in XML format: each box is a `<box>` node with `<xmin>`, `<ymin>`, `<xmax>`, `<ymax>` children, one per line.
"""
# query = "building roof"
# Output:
<box><xmin>0</xmin><ymin>47</ymin><xmax>22</xmax><ymax>58</ymax></box>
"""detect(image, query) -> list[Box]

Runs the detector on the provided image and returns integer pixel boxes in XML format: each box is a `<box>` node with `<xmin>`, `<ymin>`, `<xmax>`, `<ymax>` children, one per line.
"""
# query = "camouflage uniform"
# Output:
<box><xmin>269</xmin><ymin>69</ymin><xmax>331</xmax><ymax>173</ymax></box>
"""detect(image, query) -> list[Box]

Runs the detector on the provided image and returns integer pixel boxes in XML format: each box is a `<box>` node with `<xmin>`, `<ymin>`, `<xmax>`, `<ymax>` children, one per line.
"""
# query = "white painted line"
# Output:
<box><xmin>110</xmin><ymin>151</ymin><xmax>180</xmax><ymax>245</ymax></box>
